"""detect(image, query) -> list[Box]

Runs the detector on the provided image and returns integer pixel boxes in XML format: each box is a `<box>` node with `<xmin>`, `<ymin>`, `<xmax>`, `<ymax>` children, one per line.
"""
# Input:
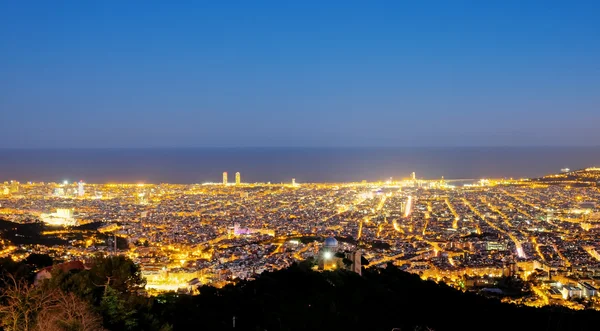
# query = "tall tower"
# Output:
<box><xmin>222</xmin><ymin>172</ymin><xmax>228</xmax><ymax>185</ymax></box>
<box><xmin>292</xmin><ymin>178</ymin><xmax>296</xmax><ymax>186</ymax></box>
<box><xmin>78</xmin><ymin>181</ymin><xmax>85</xmax><ymax>197</ymax></box>
<box><xmin>235</xmin><ymin>172</ymin><xmax>241</xmax><ymax>185</ymax></box>
<box><xmin>411</xmin><ymin>172</ymin><xmax>416</xmax><ymax>181</ymax></box>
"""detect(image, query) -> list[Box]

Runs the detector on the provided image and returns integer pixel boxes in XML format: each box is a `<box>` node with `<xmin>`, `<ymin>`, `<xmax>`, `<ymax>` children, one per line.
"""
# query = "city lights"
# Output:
<box><xmin>1</xmin><ymin>167</ymin><xmax>600</xmax><ymax>309</ymax></box>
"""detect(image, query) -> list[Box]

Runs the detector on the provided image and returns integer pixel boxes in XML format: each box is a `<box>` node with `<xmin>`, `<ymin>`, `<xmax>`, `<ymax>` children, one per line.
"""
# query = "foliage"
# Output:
<box><xmin>41</xmin><ymin>255</ymin><xmax>164</xmax><ymax>331</ymax></box>
<box><xmin>0</xmin><ymin>275</ymin><xmax>54</xmax><ymax>330</ymax></box>
<box><xmin>152</xmin><ymin>264</ymin><xmax>600</xmax><ymax>331</ymax></box>
<box><xmin>4</xmin><ymin>254</ymin><xmax>600</xmax><ymax>330</ymax></box>
<box><xmin>0</xmin><ymin>257</ymin><xmax>34</xmax><ymax>282</ymax></box>
<box><xmin>99</xmin><ymin>286</ymin><xmax>137</xmax><ymax>330</ymax></box>
<box><xmin>0</xmin><ymin>275</ymin><xmax>103</xmax><ymax>331</ymax></box>
<box><xmin>35</xmin><ymin>291</ymin><xmax>104</xmax><ymax>331</ymax></box>
<box><xmin>88</xmin><ymin>255</ymin><xmax>146</xmax><ymax>295</ymax></box>
<box><xmin>24</xmin><ymin>253</ymin><xmax>53</xmax><ymax>269</ymax></box>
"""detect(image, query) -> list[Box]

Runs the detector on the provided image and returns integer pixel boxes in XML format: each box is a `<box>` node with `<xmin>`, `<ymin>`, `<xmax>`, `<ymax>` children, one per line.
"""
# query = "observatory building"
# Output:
<box><xmin>317</xmin><ymin>236</ymin><xmax>362</xmax><ymax>275</ymax></box>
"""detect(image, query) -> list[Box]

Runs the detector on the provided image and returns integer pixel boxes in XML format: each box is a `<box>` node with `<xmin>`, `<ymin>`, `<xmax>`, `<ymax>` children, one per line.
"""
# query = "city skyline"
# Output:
<box><xmin>1</xmin><ymin>147</ymin><xmax>600</xmax><ymax>184</ymax></box>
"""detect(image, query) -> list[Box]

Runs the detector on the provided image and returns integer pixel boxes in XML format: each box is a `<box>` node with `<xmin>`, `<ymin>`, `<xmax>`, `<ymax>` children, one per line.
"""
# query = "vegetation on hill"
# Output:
<box><xmin>0</xmin><ymin>219</ymin><xmax>128</xmax><ymax>249</ymax></box>
<box><xmin>1</xmin><ymin>255</ymin><xmax>600</xmax><ymax>330</ymax></box>
<box><xmin>532</xmin><ymin>168</ymin><xmax>600</xmax><ymax>186</ymax></box>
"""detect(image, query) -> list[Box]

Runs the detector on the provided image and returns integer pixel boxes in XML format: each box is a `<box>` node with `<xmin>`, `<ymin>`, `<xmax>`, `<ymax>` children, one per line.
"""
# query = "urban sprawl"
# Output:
<box><xmin>2</xmin><ymin>168</ymin><xmax>600</xmax><ymax>310</ymax></box>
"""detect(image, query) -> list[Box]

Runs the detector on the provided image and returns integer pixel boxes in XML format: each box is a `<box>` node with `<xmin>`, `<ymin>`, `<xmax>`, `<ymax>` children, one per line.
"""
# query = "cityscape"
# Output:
<box><xmin>2</xmin><ymin>1</ymin><xmax>600</xmax><ymax>329</ymax></box>
<box><xmin>2</xmin><ymin>168</ymin><xmax>600</xmax><ymax>312</ymax></box>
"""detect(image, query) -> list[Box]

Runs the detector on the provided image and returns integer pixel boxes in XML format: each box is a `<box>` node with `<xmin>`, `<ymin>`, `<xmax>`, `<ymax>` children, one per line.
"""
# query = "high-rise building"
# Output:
<box><xmin>9</xmin><ymin>180</ymin><xmax>19</xmax><ymax>193</ymax></box>
<box><xmin>78</xmin><ymin>181</ymin><xmax>85</xmax><ymax>197</ymax></box>
<box><xmin>235</xmin><ymin>172</ymin><xmax>241</xmax><ymax>185</ymax></box>
<box><xmin>411</xmin><ymin>172</ymin><xmax>416</xmax><ymax>180</ymax></box>
<box><xmin>292</xmin><ymin>178</ymin><xmax>296</xmax><ymax>186</ymax></box>
<box><xmin>222</xmin><ymin>172</ymin><xmax>228</xmax><ymax>185</ymax></box>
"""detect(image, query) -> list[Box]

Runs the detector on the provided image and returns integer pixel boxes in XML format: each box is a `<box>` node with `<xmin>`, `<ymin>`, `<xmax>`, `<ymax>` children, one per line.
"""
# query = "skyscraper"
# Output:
<box><xmin>222</xmin><ymin>172</ymin><xmax>228</xmax><ymax>185</ymax></box>
<box><xmin>235</xmin><ymin>172</ymin><xmax>241</xmax><ymax>185</ymax></box>
<box><xmin>292</xmin><ymin>178</ymin><xmax>296</xmax><ymax>186</ymax></box>
<box><xmin>78</xmin><ymin>181</ymin><xmax>85</xmax><ymax>197</ymax></box>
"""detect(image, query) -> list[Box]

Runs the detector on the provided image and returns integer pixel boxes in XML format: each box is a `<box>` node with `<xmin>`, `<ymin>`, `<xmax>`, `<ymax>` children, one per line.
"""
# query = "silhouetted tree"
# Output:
<box><xmin>24</xmin><ymin>253</ymin><xmax>53</xmax><ymax>269</ymax></box>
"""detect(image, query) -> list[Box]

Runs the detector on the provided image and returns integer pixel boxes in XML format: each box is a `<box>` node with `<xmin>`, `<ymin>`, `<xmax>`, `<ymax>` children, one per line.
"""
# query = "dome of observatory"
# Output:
<box><xmin>324</xmin><ymin>237</ymin><xmax>338</xmax><ymax>248</ymax></box>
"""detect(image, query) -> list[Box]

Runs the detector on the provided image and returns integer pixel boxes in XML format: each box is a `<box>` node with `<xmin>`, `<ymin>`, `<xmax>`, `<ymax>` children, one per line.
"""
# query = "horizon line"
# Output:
<box><xmin>2</xmin><ymin>145</ymin><xmax>600</xmax><ymax>150</ymax></box>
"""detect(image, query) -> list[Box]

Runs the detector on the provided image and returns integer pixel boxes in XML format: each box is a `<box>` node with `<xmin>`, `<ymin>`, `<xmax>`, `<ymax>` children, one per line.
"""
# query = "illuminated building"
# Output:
<box><xmin>411</xmin><ymin>172</ymin><xmax>416</xmax><ymax>180</ymax></box>
<box><xmin>136</xmin><ymin>192</ymin><xmax>148</xmax><ymax>205</ymax></box>
<box><xmin>486</xmin><ymin>241</ymin><xmax>507</xmax><ymax>251</ymax></box>
<box><xmin>53</xmin><ymin>188</ymin><xmax>65</xmax><ymax>197</ymax></box>
<box><xmin>231</xmin><ymin>223</ymin><xmax>274</xmax><ymax>237</ymax></box>
<box><xmin>578</xmin><ymin>282</ymin><xmax>598</xmax><ymax>298</ymax></box>
<box><xmin>233</xmin><ymin>223</ymin><xmax>251</xmax><ymax>235</ymax></box>
<box><xmin>40</xmin><ymin>208</ymin><xmax>77</xmax><ymax>226</ymax></box>
<box><xmin>222</xmin><ymin>172</ymin><xmax>228</xmax><ymax>185</ymax></box>
<box><xmin>502</xmin><ymin>262</ymin><xmax>518</xmax><ymax>277</ymax></box>
<box><xmin>235</xmin><ymin>172</ymin><xmax>240</xmax><ymax>185</ymax></box>
<box><xmin>9</xmin><ymin>180</ymin><xmax>19</xmax><ymax>193</ymax></box>
<box><xmin>561</xmin><ymin>284</ymin><xmax>583</xmax><ymax>299</ymax></box>
<box><xmin>78</xmin><ymin>180</ymin><xmax>85</xmax><ymax>197</ymax></box>
<box><xmin>318</xmin><ymin>237</ymin><xmax>339</xmax><ymax>270</ymax></box>
<box><xmin>317</xmin><ymin>237</ymin><xmax>361</xmax><ymax>275</ymax></box>
<box><xmin>292</xmin><ymin>178</ymin><xmax>296</xmax><ymax>186</ymax></box>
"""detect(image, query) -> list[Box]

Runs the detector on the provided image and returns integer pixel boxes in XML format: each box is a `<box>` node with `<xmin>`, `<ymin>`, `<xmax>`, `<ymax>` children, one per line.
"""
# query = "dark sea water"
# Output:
<box><xmin>1</xmin><ymin>147</ymin><xmax>599</xmax><ymax>184</ymax></box>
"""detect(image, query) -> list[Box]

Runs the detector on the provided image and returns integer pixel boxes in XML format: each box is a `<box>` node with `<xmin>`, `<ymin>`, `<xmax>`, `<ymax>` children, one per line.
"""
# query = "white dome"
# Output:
<box><xmin>324</xmin><ymin>237</ymin><xmax>338</xmax><ymax>248</ymax></box>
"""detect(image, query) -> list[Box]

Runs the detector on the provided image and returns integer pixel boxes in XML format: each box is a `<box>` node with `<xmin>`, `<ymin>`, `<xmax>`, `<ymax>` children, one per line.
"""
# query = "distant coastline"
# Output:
<box><xmin>1</xmin><ymin>146</ymin><xmax>600</xmax><ymax>184</ymax></box>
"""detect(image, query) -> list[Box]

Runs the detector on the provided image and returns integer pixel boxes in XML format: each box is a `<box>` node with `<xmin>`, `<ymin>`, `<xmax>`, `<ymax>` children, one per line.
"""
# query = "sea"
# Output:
<box><xmin>1</xmin><ymin>147</ymin><xmax>599</xmax><ymax>184</ymax></box>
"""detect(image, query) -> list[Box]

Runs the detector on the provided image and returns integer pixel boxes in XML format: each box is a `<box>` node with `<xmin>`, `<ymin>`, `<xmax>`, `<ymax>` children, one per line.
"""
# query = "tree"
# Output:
<box><xmin>24</xmin><ymin>254</ymin><xmax>53</xmax><ymax>269</ymax></box>
<box><xmin>0</xmin><ymin>274</ymin><xmax>54</xmax><ymax>331</ymax></box>
<box><xmin>88</xmin><ymin>255</ymin><xmax>146</xmax><ymax>296</ymax></box>
<box><xmin>100</xmin><ymin>285</ymin><xmax>137</xmax><ymax>330</ymax></box>
<box><xmin>35</xmin><ymin>291</ymin><xmax>104</xmax><ymax>331</ymax></box>
<box><xmin>0</xmin><ymin>274</ymin><xmax>96</xmax><ymax>331</ymax></box>
<box><xmin>342</xmin><ymin>258</ymin><xmax>353</xmax><ymax>267</ymax></box>
<box><xmin>0</xmin><ymin>257</ymin><xmax>33</xmax><ymax>282</ymax></box>
<box><xmin>41</xmin><ymin>256</ymin><xmax>170</xmax><ymax>331</ymax></box>
<box><xmin>0</xmin><ymin>273</ymin><xmax>103</xmax><ymax>331</ymax></box>
<box><xmin>44</xmin><ymin>255</ymin><xmax>147</xmax><ymax>305</ymax></box>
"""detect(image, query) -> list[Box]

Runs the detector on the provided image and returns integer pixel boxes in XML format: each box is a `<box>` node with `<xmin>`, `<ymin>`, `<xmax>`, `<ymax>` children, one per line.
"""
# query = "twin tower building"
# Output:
<box><xmin>222</xmin><ymin>172</ymin><xmax>241</xmax><ymax>185</ymax></box>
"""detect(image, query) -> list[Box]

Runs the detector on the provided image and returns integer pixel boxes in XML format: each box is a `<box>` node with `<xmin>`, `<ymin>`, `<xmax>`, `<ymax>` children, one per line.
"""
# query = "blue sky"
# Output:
<box><xmin>1</xmin><ymin>1</ymin><xmax>599</xmax><ymax>147</ymax></box>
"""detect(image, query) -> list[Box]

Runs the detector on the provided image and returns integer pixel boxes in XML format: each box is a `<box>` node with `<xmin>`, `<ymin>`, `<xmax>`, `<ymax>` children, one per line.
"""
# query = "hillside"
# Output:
<box><xmin>2</xmin><ymin>254</ymin><xmax>600</xmax><ymax>331</ymax></box>
<box><xmin>0</xmin><ymin>218</ymin><xmax>127</xmax><ymax>248</ymax></box>
<box><xmin>153</xmin><ymin>262</ymin><xmax>600</xmax><ymax>331</ymax></box>
<box><xmin>532</xmin><ymin>167</ymin><xmax>600</xmax><ymax>186</ymax></box>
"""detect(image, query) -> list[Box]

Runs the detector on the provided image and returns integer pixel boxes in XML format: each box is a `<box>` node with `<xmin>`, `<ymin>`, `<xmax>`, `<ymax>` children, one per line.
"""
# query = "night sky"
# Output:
<box><xmin>1</xmin><ymin>1</ymin><xmax>599</xmax><ymax>148</ymax></box>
